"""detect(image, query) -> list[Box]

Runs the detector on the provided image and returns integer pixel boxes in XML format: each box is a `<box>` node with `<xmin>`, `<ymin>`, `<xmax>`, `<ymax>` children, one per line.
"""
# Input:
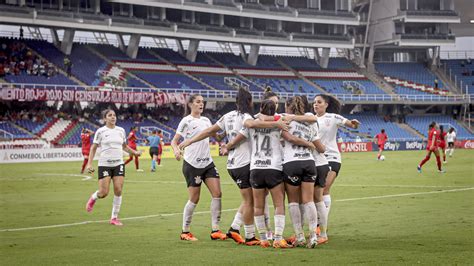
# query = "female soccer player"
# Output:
<box><xmin>417</xmin><ymin>122</ymin><xmax>445</xmax><ymax>173</ymax></box>
<box><xmin>446</xmin><ymin>127</ymin><xmax>456</xmax><ymax>158</ymax></box>
<box><xmin>438</xmin><ymin>125</ymin><xmax>447</xmax><ymax>163</ymax></box>
<box><xmin>85</xmin><ymin>109</ymin><xmax>142</xmax><ymax>226</ymax></box>
<box><xmin>124</xmin><ymin>126</ymin><xmax>143</xmax><ymax>172</ymax></box>
<box><xmin>147</xmin><ymin>130</ymin><xmax>161</xmax><ymax>172</ymax></box>
<box><xmin>374</xmin><ymin>129</ymin><xmax>388</xmax><ymax>160</ymax></box>
<box><xmin>80</xmin><ymin>128</ymin><xmax>94</xmax><ymax>174</ymax></box>
<box><xmin>281</xmin><ymin>96</ymin><xmax>325</xmax><ymax>248</ymax></box>
<box><xmin>171</xmin><ymin>94</ymin><xmax>226</xmax><ymax>242</ymax></box>
<box><xmin>178</xmin><ymin>88</ymin><xmax>288</xmax><ymax>245</ymax></box>
<box><xmin>157</xmin><ymin>130</ymin><xmax>164</xmax><ymax>166</ymax></box>
<box><xmin>312</xmin><ymin>94</ymin><xmax>360</xmax><ymax>229</ymax></box>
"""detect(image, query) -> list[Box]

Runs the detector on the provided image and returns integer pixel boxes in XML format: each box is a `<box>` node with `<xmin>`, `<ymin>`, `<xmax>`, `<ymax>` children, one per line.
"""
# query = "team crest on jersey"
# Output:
<box><xmin>288</xmin><ymin>176</ymin><xmax>299</xmax><ymax>183</ymax></box>
<box><xmin>194</xmin><ymin>176</ymin><xmax>202</xmax><ymax>184</ymax></box>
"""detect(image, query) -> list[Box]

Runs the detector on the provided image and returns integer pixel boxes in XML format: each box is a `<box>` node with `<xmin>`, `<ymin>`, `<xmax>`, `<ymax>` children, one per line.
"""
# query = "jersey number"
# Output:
<box><xmin>254</xmin><ymin>135</ymin><xmax>271</xmax><ymax>156</ymax></box>
<box><xmin>291</xmin><ymin>131</ymin><xmax>305</xmax><ymax>150</ymax></box>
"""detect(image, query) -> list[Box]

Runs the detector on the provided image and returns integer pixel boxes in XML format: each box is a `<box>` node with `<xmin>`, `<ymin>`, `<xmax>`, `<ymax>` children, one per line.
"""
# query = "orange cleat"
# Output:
<box><xmin>210</xmin><ymin>230</ymin><xmax>228</xmax><ymax>240</ymax></box>
<box><xmin>273</xmin><ymin>239</ymin><xmax>293</xmax><ymax>248</ymax></box>
<box><xmin>316</xmin><ymin>226</ymin><xmax>321</xmax><ymax>236</ymax></box>
<box><xmin>227</xmin><ymin>229</ymin><xmax>245</xmax><ymax>244</ymax></box>
<box><xmin>180</xmin><ymin>232</ymin><xmax>198</xmax><ymax>241</ymax></box>
<box><xmin>285</xmin><ymin>235</ymin><xmax>296</xmax><ymax>246</ymax></box>
<box><xmin>317</xmin><ymin>237</ymin><xmax>328</xmax><ymax>245</ymax></box>
<box><xmin>260</xmin><ymin>240</ymin><xmax>271</xmax><ymax>248</ymax></box>
<box><xmin>245</xmin><ymin>237</ymin><xmax>261</xmax><ymax>246</ymax></box>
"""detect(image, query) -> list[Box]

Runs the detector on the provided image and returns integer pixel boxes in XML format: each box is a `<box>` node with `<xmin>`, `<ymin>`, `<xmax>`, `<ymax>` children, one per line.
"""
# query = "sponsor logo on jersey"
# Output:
<box><xmin>294</xmin><ymin>152</ymin><xmax>311</xmax><ymax>158</ymax></box>
<box><xmin>196</xmin><ymin>157</ymin><xmax>210</xmax><ymax>163</ymax></box>
<box><xmin>255</xmin><ymin>159</ymin><xmax>271</xmax><ymax>166</ymax></box>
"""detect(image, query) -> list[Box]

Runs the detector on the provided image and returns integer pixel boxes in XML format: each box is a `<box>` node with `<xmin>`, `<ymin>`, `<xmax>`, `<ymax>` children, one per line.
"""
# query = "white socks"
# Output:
<box><xmin>323</xmin><ymin>194</ymin><xmax>332</xmax><ymax>214</ymax></box>
<box><xmin>243</xmin><ymin>224</ymin><xmax>255</xmax><ymax>240</ymax></box>
<box><xmin>274</xmin><ymin>215</ymin><xmax>285</xmax><ymax>241</ymax></box>
<box><xmin>303</xmin><ymin>202</ymin><xmax>318</xmax><ymax>237</ymax></box>
<box><xmin>316</xmin><ymin>201</ymin><xmax>328</xmax><ymax>237</ymax></box>
<box><xmin>264</xmin><ymin>197</ymin><xmax>272</xmax><ymax>232</ymax></box>
<box><xmin>231</xmin><ymin>211</ymin><xmax>243</xmax><ymax>231</ymax></box>
<box><xmin>111</xmin><ymin>195</ymin><xmax>122</xmax><ymax>219</ymax></box>
<box><xmin>92</xmin><ymin>190</ymin><xmax>99</xmax><ymax>200</ymax></box>
<box><xmin>211</xmin><ymin>197</ymin><xmax>222</xmax><ymax>231</ymax></box>
<box><xmin>182</xmin><ymin>200</ymin><xmax>196</xmax><ymax>232</ymax></box>
<box><xmin>288</xmin><ymin>202</ymin><xmax>304</xmax><ymax>241</ymax></box>
<box><xmin>255</xmin><ymin>215</ymin><xmax>267</xmax><ymax>240</ymax></box>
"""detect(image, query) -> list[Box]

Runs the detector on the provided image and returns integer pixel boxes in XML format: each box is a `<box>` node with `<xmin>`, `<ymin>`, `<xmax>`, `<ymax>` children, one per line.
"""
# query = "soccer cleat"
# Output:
<box><xmin>210</xmin><ymin>230</ymin><xmax>227</xmax><ymax>240</ymax></box>
<box><xmin>273</xmin><ymin>239</ymin><xmax>293</xmax><ymax>248</ymax></box>
<box><xmin>260</xmin><ymin>240</ymin><xmax>271</xmax><ymax>248</ymax></box>
<box><xmin>307</xmin><ymin>238</ymin><xmax>318</xmax><ymax>249</ymax></box>
<box><xmin>285</xmin><ymin>235</ymin><xmax>296</xmax><ymax>246</ymax></box>
<box><xmin>443</xmin><ymin>161</ymin><xmax>447</xmax><ymax>164</ymax></box>
<box><xmin>136</xmin><ymin>169</ymin><xmax>144</xmax><ymax>172</ymax></box>
<box><xmin>294</xmin><ymin>239</ymin><xmax>307</xmax><ymax>248</ymax></box>
<box><xmin>180</xmin><ymin>232</ymin><xmax>198</xmax><ymax>241</ymax></box>
<box><xmin>151</xmin><ymin>168</ymin><xmax>156</xmax><ymax>172</ymax></box>
<box><xmin>316</xmin><ymin>226</ymin><xmax>321</xmax><ymax>236</ymax></box>
<box><xmin>86</xmin><ymin>195</ymin><xmax>96</xmax><ymax>212</ymax></box>
<box><xmin>109</xmin><ymin>218</ymin><xmax>123</xmax><ymax>226</ymax></box>
<box><xmin>417</xmin><ymin>165</ymin><xmax>422</xmax><ymax>173</ymax></box>
<box><xmin>227</xmin><ymin>228</ymin><xmax>245</xmax><ymax>244</ymax></box>
<box><xmin>244</xmin><ymin>237</ymin><xmax>261</xmax><ymax>246</ymax></box>
<box><xmin>438</xmin><ymin>169</ymin><xmax>446</xmax><ymax>173</ymax></box>
<box><xmin>317</xmin><ymin>237</ymin><xmax>328</xmax><ymax>245</ymax></box>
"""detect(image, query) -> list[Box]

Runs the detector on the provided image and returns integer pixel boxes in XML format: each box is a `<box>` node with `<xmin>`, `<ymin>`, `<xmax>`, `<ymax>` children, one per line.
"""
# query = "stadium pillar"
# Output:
<box><xmin>117</xmin><ymin>34</ymin><xmax>126</xmax><ymax>53</ymax></box>
<box><xmin>186</xmin><ymin>40</ymin><xmax>200</xmax><ymax>62</ymax></box>
<box><xmin>18</xmin><ymin>0</ymin><xmax>25</xmax><ymax>6</ymax></box>
<box><xmin>176</xmin><ymin>39</ymin><xmax>185</xmax><ymax>56</ymax></box>
<box><xmin>314</xmin><ymin>48</ymin><xmax>320</xmax><ymax>63</ymax></box>
<box><xmin>50</xmin><ymin>29</ymin><xmax>60</xmax><ymax>47</ymax></box>
<box><xmin>319</xmin><ymin>48</ymin><xmax>330</xmax><ymax>69</ymax></box>
<box><xmin>60</xmin><ymin>29</ymin><xmax>75</xmax><ymax>55</ymax></box>
<box><xmin>58</xmin><ymin>0</ymin><xmax>63</xmax><ymax>10</ymax></box>
<box><xmin>126</xmin><ymin>34</ymin><xmax>141</xmax><ymax>59</ymax></box>
<box><xmin>247</xmin><ymin>44</ymin><xmax>260</xmax><ymax>66</ymax></box>
<box><xmin>430</xmin><ymin>46</ymin><xmax>440</xmax><ymax>68</ymax></box>
<box><xmin>238</xmin><ymin>44</ymin><xmax>247</xmax><ymax>61</ymax></box>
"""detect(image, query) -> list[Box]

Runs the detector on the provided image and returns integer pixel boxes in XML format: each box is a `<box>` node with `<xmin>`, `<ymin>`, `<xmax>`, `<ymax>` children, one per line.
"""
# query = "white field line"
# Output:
<box><xmin>10</xmin><ymin>173</ymin><xmax>472</xmax><ymax>189</ymax></box>
<box><xmin>1</xmin><ymin>187</ymin><xmax>472</xmax><ymax>233</ymax></box>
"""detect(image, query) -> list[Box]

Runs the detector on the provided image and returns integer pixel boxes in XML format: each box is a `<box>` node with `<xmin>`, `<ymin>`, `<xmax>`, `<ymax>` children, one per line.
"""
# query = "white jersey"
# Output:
<box><xmin>215</xmin><ymin>110</ymin><xmax>253</xmax><ymax>169</ymax></box>
<box><xmin>93</xmin><ymin>126</ymin><xmax>126</xmax><ymax>167</ymax></box>
<box><xmin>177</xmin><ymin>115</ymin><xmax>213</xmax><ymax>168</ymax></box>
<box><xmin>282</xmin><ymin>121</ymin><xmax>316</xmax><ymax>164</ymax></box>
<box><xmin>311</xmin><ymin>122</ymin><xmax>329</xmax><ymax>166</ymax></box>
<box><xmin>241</xmin><ymin>120</ymin><xmax>283</xmax><ymax>171</ymax></box>
<box><xmin>317</xmin><ymin>113</ymin><xmax>348</xmax><ymax>163</ymax></box>
<box><xmin>446</xmin><ymin>131</ymin><xmax>456</xmax><ymax>142</ymax></box>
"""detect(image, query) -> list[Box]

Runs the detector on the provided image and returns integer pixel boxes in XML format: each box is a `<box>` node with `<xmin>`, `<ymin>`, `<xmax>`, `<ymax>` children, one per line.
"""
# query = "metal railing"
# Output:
<box><xmin>1</xmin><ymin>83</ymin><xmax>471</xmax><ymax>104</ymax></box>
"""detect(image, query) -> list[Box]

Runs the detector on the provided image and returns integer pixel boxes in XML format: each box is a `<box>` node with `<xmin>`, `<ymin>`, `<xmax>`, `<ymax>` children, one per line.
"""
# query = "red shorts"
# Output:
<box><xmin>158</xmin><ymin>145</ymin><xmax>163</xmax><ymax>155</ymax></box>
<box><xmin>82</xmin><ymin>150</ymin><xmax>89</xmax><ymax>157</ymax></box>
<box><xmin>378</xmin><ymin>144</ymin><xmax>384</xmax><ymax>150</ymax></box>
<box><xmin>427</xmin><ymin>145</ymin><xmax>438</xmax><ymax>151</ymax></box>
<box><xmin>438</xmin><ymin>142</ymin><xmax>446</xmax><ymax>149</ymax></box>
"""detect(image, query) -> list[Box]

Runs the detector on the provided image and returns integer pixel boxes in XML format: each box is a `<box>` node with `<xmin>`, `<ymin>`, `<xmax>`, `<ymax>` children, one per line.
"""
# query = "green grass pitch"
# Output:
<box><xmin>1</xmin><ymin>150</ymin><xmax>473</xmax><ymax>265</ymax></box>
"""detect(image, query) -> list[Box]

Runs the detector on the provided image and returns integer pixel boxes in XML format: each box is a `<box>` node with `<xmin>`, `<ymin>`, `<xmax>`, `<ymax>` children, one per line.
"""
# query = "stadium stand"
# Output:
<box><xmin>442</xmin><ymin>59</ymin><xmax>474</xmax><ymax>94</ymax></box>
<box><xmin>405</xmin><ymin>115</ymin><xmax>473</xmax><ymax>140</ymax></box>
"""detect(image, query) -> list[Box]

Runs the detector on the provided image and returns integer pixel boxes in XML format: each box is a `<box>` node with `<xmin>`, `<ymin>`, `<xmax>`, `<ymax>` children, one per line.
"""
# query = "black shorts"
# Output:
<box><xmin>98</xmin><ymin>164</ymin><xmax>125</xmax><ymax>179</ymax></box>
<box><xmin>283</xmin><ymin>160</ymin><xmax>317</xmax><ymax>186</ymax></box>
<box><xmin>250</xmin><ymin>169</ymin><xmax>284</xmax><ymax>189</ymax></box>
<box><xmin>448</xmin><ymin>142</ymin><xmax>454</xmax><ymax>148</ymax></box>
<box><xmin>228</xmin><ymin>164</ymin><xmax>251</xmax><ymax>189</ymax></box>
<box><xmin>149</xmin><ymin>147</ymin><xmax>159</xmax><ymax>157</ymax></box>
<box><xmin>315</xmin><ymin>164</ymin><xmax>329</xmax><ymax>187</ymax></box>
<box><xmin>182</xmin><ymin>160</ymin><xmax>220</xmax><ymax>187</ymax></box>
<box><xmin>328</xmin><ymin>161</ymin><xmax>342</xmax><ymax>176</ymax></box>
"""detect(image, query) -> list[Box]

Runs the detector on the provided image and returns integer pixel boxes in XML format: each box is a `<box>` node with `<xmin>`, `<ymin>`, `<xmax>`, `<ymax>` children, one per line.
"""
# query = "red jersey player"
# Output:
<box><xmin>374</xmin><ymin>129</ymin><xmax>388</xmax><ymax>160</ymax></box>
<box><xmin>417</xmin><ymin>122</ymin><xmax>444</xmax><ymax>173</ymax></box>
<box><xmin>437</xmin><ymin>125</ymin><xmax>447</xmax><ymax>163</ymax></box>
<box><xmin>80</xmin><ymin>128</ymin><xmax>94</xmax><ymax>174</ymax></box>
<box><xmin>125</xmin><ymin>126</ymin><xmax>143</xmax><ymax>171</ymax></box>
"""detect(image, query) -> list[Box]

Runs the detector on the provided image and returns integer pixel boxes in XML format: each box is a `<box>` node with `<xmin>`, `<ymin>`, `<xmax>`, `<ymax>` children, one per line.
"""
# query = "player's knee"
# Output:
<box><xmin>212</xmin><ymin>191</ymin><xmax>222</xmax><ymax>198</ymax></box>
<box><xmin>114</xmin><ymin>189</ymin><xmax>122</xmax><ymax>196</ymax></box>
<box><xmin>98</xmin><ymin>190</ymin><xmax>108</xmax><ymax>198</ymax></box>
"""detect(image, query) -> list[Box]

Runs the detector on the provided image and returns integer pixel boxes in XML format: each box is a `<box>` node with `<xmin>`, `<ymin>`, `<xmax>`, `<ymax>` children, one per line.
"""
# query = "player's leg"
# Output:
<box><xmin>433</xmin><ymin>149</ymin><xmax>444</xmax><ymax>172</ymax></box>
<box><xmin>253</xmin><ymin>187</ymin><xmax>269</xmax><ymax>246</ymax></box>
<box><xmin>285</xmin><ymin>182</ymin><xmax>304</xmax><ymax>246</ymax></box>
<box><xmin>124</xmin><ymin>154</ymin><xmax>133</xmax><ymax>165</ymax></box>
<box><xmin>269</xmin><ymin>182</ymin><xmax>291</xmax><ymax>248</ymax></box>
<box><xmin>81</xmin><ymin>155</ymin><xmax>88</xmax><ymax>173</ymax></box>
<box><xmin>151</xmin><ymin>154</ymin><xmax>158</xmax><ymax>171</ymax></box>
<box><xmin>157</xmin><ymin>146</ymin><xmax>163</xmax><ymax>166</ymax></box>
<box><xmin>110</xmin><ymin>174</ymin><xmax>124</xmax><ymax>226</ymax></box>
<box><xmin>86</xmin><ymin>172</ymin><xmax>111</xmax><ymax>212</ymax></box>
<box><xmin>205</xmin><ymin>176</ymin><xmax>227</xmax><ymax>240</ymax></box>
<box><xmin>301</xmin><ymin>181</ymin><xmax>318</xmax><ymax>248</ymax></box>
<box><xmin>418</xmin><ymin>150</ymin><xmax>432</xmax><ymax>171</ymax></box>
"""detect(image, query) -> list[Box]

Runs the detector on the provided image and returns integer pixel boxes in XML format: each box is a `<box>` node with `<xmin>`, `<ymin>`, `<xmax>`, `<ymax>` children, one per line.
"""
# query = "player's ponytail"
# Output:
<box><xmin>263</xmin><ymin>87</ymin><xmax>278</xmax><ymax>100</ymax></box>
<box><xmin>286</xmin><ymin>96</ymin><xmax>305</xmax><ymax>115</ymax></box>
<box><xmin>318</xmin><ymin>94</ymin><xmax>341</xmax><ymax>114</ymax></box>
<box><xmin>260</xmin><ymin>99</ymin><xmax>276</xmax><ymax>116</ymax></box>
<box><xmin>439</xmin><ymin>125</ymin><xmax>444</xmax><ymax>135</ymax></box>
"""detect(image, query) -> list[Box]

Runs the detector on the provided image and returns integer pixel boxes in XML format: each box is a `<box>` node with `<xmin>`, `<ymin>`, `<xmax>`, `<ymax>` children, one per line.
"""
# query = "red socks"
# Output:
<box><xmin>81</xmin><ymin>159</ymin><xmax>88</xmax><ymax>173</ymax></box>
<box><xmin>435</xmin><ymin>156</ymin><xmax>442</xmax><ymax>171</ymax></box>
<box><xmin>134</xmin><ymin>156</ymin><xmax>139</xmax><ymax>169</ymax></box>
